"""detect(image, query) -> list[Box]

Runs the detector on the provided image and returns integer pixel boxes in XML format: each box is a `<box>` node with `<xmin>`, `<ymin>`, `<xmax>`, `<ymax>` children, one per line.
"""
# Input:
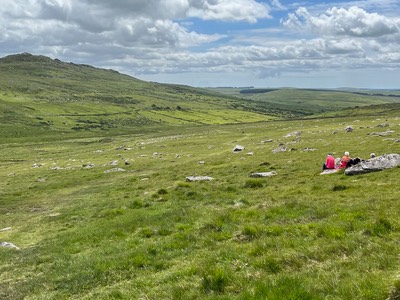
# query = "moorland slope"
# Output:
<box><xmin>0</xmin><ymin>53</ymin><xmax>276</xmax><ymax>141</ymax></box>
<box><xmin>1</xmin><ymin>53</ymin><xmax>400</xmax><ymax>299</ymax></box>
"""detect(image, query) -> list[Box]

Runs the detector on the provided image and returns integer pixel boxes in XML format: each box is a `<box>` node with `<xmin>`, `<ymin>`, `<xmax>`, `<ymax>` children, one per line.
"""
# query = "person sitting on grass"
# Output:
<box><xmin>339</xmin><ymin>151</ymin><xmax>351</xmax><ymax>169</ymax></box>
<box><xmin>323</xmin><ymin>154</ymin><xmax>336</xmax><ymax>171</ymax></box>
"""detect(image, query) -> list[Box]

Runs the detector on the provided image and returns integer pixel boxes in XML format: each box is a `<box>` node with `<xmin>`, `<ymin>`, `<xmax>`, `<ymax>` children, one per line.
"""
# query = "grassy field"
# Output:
<box><xmin>210</xmin><ymin>88</ymin><xmax>400</xmax><ymax>116</ymax></box>
<box><xmin>1</xmin><ymin>53</ymin><xmax>400</xmax><ymax>299</ymax></box>
<box><xmin>1</xmin><ymin>113</ymin><xmax>400</xmax><ymax>299</ymax></box>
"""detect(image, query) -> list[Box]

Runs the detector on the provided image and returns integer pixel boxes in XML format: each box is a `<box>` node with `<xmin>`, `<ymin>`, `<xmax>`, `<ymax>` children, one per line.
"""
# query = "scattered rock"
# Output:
<box><xmin>345</xmin><ymin>154</ymin><xmax>400</xmax><ymax>175</ymax></box>
<box><xmin>198</xmin><ymin>160</ymin><xmax>206</xmax><ymax>164</ymax></box>
<box><xmin>246</xmin><ymin>152</ymin><xmax>254</xmax><ymax>156</ymax></box>
<box><xmin>261</xmin><ymin>139</ymin><xmax>273</xmax><ymax>143</ymax></box>
<box><xmin>272</xmin><ymin>144</ymin><xmax>286</xmax><ymax>153</ymax></box>
<box><xmin>249</xmin><ymin>171</ymin><xmax>277</xmax><ymax>178</ymax></box>
<box><xmin>377</xmin><ymin>123</ymin><xmax>389</xmax><ymax>128</ymax></box>
<box><xmin>368</xmin><ymin>130</ymin><xmax>394</xmax><ymax>137</ymax></box>
<box><xmin>186</xmin><ymin>176</ymin><xmax>214</xmax><ymax>182</ymax></box>
<box><xmin>233</xmin><ymin>145</ymin><xmax>245</xmax><ymax>152</ymax></box>
<box><xmin>0</xmin><ymin>242</ymin><xmax>20</xmax><ymax>250</ymax></box>
<box><xmin>36</xmin><ymin>177</ymin><xmax>46</xmax><ymax>182</ymax></box>
<box><xmin>116</xmin><ymin>146</ymin><xmax>132</xmax><ymax>151</ymax></box>
<box><xmin>32</xmin><ymin>163</ymin><xmax>43</xmax><ymax>168</ymax></box>
<box><xmin>345</xmin><ymin>126</ymin><xmax>353</xmax><ymax>132</ymax></box>
<box><xmin>83</xmin><ymin>163</ymin><xmax>95</xmax><ymax>169</ymax></box>
<box><xmin>109</xmin><ymin>160</ymin><xmax>119</xmax><ymax>166</ymax></box>
<box><xmin>104</xmin><ymin>168</ymin><xmax>126</xmax><ymax>174</ymax></box>
<box><xmin>303</xmin><ymin>147</ymin><xmax>318</xmax><ymax>152</ymax></box>
<box><xmin>0</xmin><ymin>227</ymin><xmax>12</xmax><ymax>232</ymax></box>
<box><xmin>124</xmin><ymin>160</ymin><xmax>131</xmax><ymax>165</ymax></box>
<box><xmin>285</xmin><ymin>131</ymin><xmax>302</xmax><ymax>138</ymax></box>
<box><xmin>51</xmin><ymin>166</ymin><xmax>63</xmax><ymax>170</ymax></box>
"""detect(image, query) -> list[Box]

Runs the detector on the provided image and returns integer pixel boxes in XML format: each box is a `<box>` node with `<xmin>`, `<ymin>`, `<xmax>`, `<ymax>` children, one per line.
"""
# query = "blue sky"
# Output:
<box><xmin>0</xmin><ymin>0</ymin><xmax>399</xmax><ymax>88</ymax></box>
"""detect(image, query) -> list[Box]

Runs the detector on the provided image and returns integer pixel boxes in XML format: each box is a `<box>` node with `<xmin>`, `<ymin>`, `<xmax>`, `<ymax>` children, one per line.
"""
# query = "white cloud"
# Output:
<box><xmin>282</xmin><ymin>6</ymin><xmax>400</xmax><ymax>38</ymax></box>
<box><xmin>0</xmin><ymin>0</ymin><xmax>399</xmax><ymax>88</ymax></box>
<box><xmin>188</xmin><ymin>0</ymin><xmax>271</xmax><ymax>22</ymax></box>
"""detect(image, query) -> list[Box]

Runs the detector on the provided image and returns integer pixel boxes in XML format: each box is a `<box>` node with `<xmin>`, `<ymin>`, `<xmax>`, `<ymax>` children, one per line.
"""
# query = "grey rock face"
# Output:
<box><xmin>345</xmin><ymin>154</ymin><xmax>400</xmax><ymax>175</ymax></box>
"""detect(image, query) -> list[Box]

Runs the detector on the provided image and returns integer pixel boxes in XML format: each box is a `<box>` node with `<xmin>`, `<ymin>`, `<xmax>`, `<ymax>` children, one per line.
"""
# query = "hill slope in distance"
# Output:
<box><xmin>1</xmin><ymin>53</ymin><xmax>400</xmax><ymax>141</ymax></box>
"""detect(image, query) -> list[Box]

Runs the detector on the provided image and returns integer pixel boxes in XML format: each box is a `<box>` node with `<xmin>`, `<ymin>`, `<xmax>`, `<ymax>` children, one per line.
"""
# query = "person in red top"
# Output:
<box><xmin>339</xmin><ymin>151</ymin><xmax>351</xmax><ymax>169</ymax></box>
<box><xmin>323</xmin><ymin>154</ymin><xmax>335</xmax><ymax>170</ymax></box>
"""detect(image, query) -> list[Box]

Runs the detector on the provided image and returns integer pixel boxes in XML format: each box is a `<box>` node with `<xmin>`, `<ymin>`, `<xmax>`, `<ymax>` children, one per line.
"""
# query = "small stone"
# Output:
<box><xmin>186</xmin><ymin>176</ymin><xmax>214</xmax><ymax>182</ymax></box>
<box><xmin>104</xmin><ymin>168</ymin><xmax>126</xmax><ymax>174</ymax></box>
<box><xmin>0</xmin><ymin>242</ymin><xmax>20</xmax><ymax>250</ymax></box>
<box><xmin>249</xmin><ymin>171</ymin><xmax>277</xmax><ymax>178</ymax></box>
<box><xmin>233</xmin><ymin>145</ymin><xmax>245</xmax><ymax>152</ymax></box>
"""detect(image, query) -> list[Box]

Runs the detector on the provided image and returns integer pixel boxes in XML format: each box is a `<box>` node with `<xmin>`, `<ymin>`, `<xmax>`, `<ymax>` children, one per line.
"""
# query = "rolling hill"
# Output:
<box><xmin>2</xmin><ymin>53</ymin><xmax>400</xmax><ymax>143</ymax></box>
<box><xmin>0</xmin><ymin>53</ymin><xmax>277</xmax><ymax>141</ymax></box>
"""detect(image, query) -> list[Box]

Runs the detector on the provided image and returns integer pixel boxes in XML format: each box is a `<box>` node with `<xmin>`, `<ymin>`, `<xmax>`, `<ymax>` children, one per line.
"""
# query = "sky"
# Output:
<box><xmin>0</xmin><ymin>0</ymin><xmax>399</xmax><ymax>89</ymax></box>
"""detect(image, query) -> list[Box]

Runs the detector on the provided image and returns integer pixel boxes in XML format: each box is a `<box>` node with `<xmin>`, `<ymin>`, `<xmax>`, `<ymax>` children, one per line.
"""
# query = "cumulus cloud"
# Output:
<box><xmin>0</xmin><ymin>0</ymin><xmax>399</xmax><ymax>87</ymax></box>
<box><xmin>282</xmin><ymin>6</ymin><xmax>400</xmax><ymax>38</ymax></box>
<box><xmin>188</xmin><ymin>0</ymin><xmax>270</xmax><ymax>22</ymax></box>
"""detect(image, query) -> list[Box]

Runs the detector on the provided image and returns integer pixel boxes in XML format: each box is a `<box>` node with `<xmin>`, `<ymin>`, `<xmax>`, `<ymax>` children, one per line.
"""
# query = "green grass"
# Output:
<box><xmin>1</xmin><ymin>113</ymin><xmax>400</xmax><ymax>299</ymax></box>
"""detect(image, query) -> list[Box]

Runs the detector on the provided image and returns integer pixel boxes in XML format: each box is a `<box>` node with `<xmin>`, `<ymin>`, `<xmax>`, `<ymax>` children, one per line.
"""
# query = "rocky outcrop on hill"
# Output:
<box><xmin>345</xmin><ymin>154</ymin><xmax>400</xmax><ymax>175</ymax></box>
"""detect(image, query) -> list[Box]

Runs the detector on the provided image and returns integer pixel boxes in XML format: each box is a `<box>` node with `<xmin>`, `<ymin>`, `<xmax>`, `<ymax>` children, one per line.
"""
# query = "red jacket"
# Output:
<box><xmin>325</xmin><ymin>155</ymin><xmax>335</xmax><ymax>169</ymax></box>
<box><xmin>339</xmin><ymin>156</ymin><xmax>350</xmax><ymax>169</ymax></box>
